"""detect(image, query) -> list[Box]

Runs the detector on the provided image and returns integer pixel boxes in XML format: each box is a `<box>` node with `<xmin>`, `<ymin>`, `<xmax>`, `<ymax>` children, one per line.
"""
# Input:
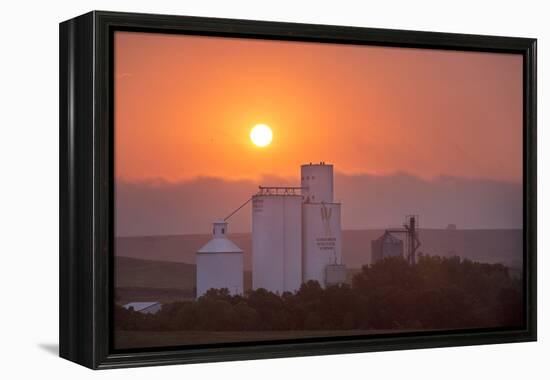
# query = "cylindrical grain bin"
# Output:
<box><xmin>252</xmin><ymin>191</ymin><xmax>302</xmax><ymax>293</ymax></box>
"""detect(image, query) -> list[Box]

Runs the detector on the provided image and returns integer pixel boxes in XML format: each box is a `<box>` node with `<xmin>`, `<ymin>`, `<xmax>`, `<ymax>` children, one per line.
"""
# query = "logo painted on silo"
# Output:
<box><xmin>320</xmin><ymin>204</ymin><xmax>332</xmax><ymax>236</ymax></box>
<box><xmin>316</xmin><ymin>204</ymin><xmax>336</xmax><ymax>252</ymax></box>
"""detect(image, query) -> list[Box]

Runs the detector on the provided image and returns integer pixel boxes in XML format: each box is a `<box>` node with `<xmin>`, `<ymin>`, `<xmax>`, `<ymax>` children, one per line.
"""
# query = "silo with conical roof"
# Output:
<box><xmin>196</xmin><ymin>220</ymin><xmax>243</xmax><ymax>297</ymax></box>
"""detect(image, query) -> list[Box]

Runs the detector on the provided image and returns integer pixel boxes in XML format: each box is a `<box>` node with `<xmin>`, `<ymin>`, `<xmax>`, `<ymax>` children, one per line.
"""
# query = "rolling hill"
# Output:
<box><xmin>115</xmin><ymin>256</ymin><xmax>252</xmax><ymax>304</ymax></box>
<box><xmin>115</xmin><ymin>256</ymin><xmax>195</xmax><ymax>290</ymax></box>
<box><xmin>116</xmin><ymin>228</ymin><xmax>523</xmax><ymax>270</ymax></box>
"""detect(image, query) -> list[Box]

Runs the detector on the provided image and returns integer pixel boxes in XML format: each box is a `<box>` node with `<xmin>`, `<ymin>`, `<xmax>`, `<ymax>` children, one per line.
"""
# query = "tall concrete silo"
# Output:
<box><xmin>196</xmin><ymin>220</ymin><xmax>243</xmax><ymax>297</ymax></box>
<box><xmin>301</xmin><ymin>162</ymin><xmax>334</xmax><ymax>203</ymax></box>
<box><xmin>301</xmin><ymin>163</ymin><xmax>343</xmax><ymax>287</ymax></box>
<box><xmin>252</xmin><ymin>188</ymin><xmax>302</xmax><ymax>294</ymax></box>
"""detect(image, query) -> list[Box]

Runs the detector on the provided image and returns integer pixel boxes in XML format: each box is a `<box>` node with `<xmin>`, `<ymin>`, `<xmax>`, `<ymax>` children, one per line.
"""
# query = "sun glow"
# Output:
<box><xmin>250</xmin><ymin>124</ymin><xmax>273</xmax><ymax>147</ymax></box>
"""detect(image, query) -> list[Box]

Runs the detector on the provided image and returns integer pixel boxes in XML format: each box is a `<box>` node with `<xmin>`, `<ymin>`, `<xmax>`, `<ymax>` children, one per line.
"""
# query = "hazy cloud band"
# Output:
<box><xmin>115</xmin><ymin>173</ymin><xmax>522</xmax><ymax>236</ymax></box>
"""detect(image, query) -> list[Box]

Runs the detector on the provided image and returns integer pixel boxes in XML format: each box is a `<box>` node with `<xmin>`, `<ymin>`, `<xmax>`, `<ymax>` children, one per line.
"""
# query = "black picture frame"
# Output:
<box><xmin>59</xmin><ymin>10</ymin><xmax>537</xmax><ymax>369</ymax></box>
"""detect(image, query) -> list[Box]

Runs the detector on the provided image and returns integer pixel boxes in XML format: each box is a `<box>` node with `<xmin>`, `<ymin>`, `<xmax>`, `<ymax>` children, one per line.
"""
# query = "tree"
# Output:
<box><xmin>115</xmin><ymin>255</ymin><xmax>523</xmax><ymax>333</ymax></box>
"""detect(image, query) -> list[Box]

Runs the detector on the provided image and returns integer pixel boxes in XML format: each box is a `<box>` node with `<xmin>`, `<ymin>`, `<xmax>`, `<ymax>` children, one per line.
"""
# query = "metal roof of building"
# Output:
<box><xmin>197</xmin><ymin>220</ymin><xmax>243</xmax><ymax>254</ymax></box>
<box><xmin>375</xmin><ymin>232</ymin><xmax>403</xmax><ymax>244</ymax></box>
<box><xmin>197</xmin><ymin>237</ymin><xmax>243</xmax><ymax>254</ymax></box>
<box><xmin>123</xmin><ymin>302</ymin><xmax>160</xmax><ymax>312</ymax></box>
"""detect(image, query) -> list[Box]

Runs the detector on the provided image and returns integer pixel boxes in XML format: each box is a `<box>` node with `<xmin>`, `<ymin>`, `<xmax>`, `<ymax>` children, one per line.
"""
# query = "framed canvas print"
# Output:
<box><xmin>59</xmin><ymin>11</ymin><xmax>537</xmax><ymax>369</ymax></box>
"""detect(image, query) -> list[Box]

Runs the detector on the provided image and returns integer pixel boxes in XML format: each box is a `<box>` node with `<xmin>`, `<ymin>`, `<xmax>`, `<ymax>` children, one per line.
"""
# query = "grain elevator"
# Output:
<box><xmin>252</xmin><ymin>162</ymin><xmax>345</xmax><ymax>293</ymax></box>
<box><xmin>196</xmin><ymin>162</ymin><xmax>346</xmax><ymax>297</ymax></box>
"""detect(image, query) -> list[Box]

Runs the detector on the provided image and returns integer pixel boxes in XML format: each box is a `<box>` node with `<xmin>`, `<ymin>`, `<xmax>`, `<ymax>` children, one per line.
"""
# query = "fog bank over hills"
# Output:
<box><xmin>116</xmin><ymin>172</ymin><xmax>522</xmax><ymax>236</ymax></box>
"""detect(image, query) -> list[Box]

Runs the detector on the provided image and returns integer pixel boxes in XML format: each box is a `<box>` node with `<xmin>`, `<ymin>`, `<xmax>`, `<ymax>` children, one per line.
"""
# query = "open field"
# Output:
<box><xmin>115</xmin><ymin>256</ymin><xmax>253</xmax><ymax>304</ymax></box>
<box><xmin>114</xmin><ymin>329</ymin><xmax>408</xmax><ymax>349</ymax></box>
<box><xmin>116</xmin><ymin>287</ymin><xmax>193</xmax><ymax>304</ymax></box>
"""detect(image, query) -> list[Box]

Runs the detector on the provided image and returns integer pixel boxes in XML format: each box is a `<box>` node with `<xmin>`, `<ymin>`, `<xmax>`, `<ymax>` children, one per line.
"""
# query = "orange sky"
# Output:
<box><xmin>115</xmin><ymin>31</ymin><xmax>523</xmax><ymax>183</ymax></box>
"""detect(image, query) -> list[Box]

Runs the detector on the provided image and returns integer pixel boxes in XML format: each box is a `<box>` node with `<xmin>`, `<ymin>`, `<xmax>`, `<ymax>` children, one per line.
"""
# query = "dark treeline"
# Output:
<box><xmin>115</xmin><ymin>255</ymin><xmax>522</xmax><ymax>331</ymax></box>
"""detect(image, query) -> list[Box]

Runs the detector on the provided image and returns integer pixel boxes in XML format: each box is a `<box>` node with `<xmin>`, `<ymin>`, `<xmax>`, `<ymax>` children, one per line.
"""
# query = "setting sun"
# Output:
<box><xmin>250</xmin><ymin>124</ymin><xmax>273</xmax><ymax>147</ymax></box>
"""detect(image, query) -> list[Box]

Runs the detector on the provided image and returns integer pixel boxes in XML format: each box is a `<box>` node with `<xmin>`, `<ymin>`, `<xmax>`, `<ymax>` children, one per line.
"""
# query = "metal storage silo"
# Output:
<box><xmin>252</xmin><ymin>188</ymin><xmax>302</xmax><ymax>294</ymax></box>
<box><xmin>196</xmin><ymin>220</ymin><xmax>243</xmax><ymax>297</ymax></box>
<box><xmin>371</xmin><ymin>232</ymin><xmax>404</xmax><ymax>263</ymax></box>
